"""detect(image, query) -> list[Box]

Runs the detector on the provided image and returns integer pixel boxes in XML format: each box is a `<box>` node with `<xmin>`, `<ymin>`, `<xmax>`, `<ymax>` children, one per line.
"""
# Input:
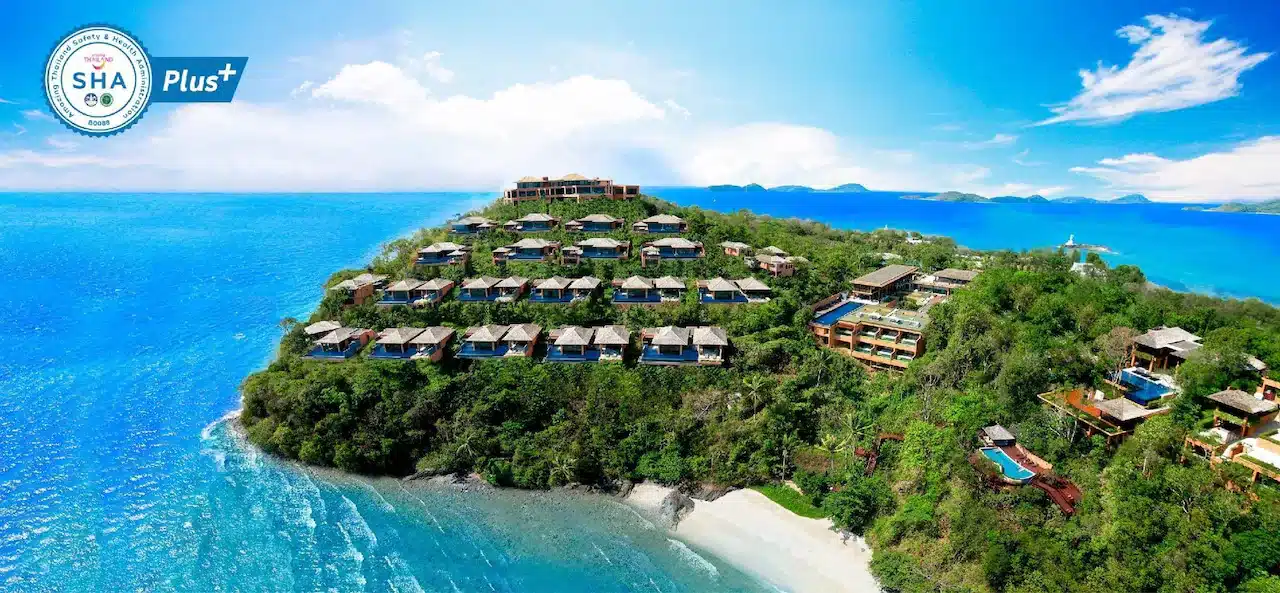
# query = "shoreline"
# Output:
<box><xmin>621</xmin><ymin>483</ymin><xmax>881</xmax><ymax>593</ymax></box>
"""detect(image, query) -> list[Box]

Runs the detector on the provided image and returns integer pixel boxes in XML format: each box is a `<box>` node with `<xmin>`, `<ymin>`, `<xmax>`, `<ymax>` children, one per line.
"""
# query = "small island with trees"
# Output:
<box><xmin>240</xmin><ymin>183</ymin><xmax>1280</xmax><ymax>593</ymax></box>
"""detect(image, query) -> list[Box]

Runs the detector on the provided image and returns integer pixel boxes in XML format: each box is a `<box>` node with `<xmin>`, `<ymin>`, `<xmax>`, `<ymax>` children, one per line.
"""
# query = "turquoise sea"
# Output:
<box><xmin>2</xmin><ymin>190</ymin><xmax>1278</xmax><ymax>592</ymax></box>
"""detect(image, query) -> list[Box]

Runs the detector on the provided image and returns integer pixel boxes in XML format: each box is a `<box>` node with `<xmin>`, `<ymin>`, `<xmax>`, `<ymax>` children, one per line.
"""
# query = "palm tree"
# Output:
<box><xmin>742</xmin><ymin>374</ymin><xmax>770</xmax><ymax>413</ymax></box>
<box><xmin>816</xmin><ymin>434</ymin><xmax>848</xmax><ymax>473</ymax></box>
<box><xmin>778</xmin><ymin>433</ymin><xmax>801</xmax><ymax>480</ymax></box>
<box><xmin>549</xmin><ymin>455</ymin><xmax>577</xmax><ymax>486</ymax></box>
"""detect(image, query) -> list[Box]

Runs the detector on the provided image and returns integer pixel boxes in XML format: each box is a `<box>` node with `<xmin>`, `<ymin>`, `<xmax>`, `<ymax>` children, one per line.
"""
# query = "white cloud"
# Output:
<box><xmin>419</xmin><ymin>51</ymin><xmax>455</xmax><ymax>83</ymax></box>
<box><xmin>1070</xmin><ymin>136</ymin><xmax>1280</xmax><ymax>202</ymax></box>
<box><xmin>663</xmin><ymin>99</ymin><xmax>691</xmax><ymax>118</ymax></box>
<box><xmin>1035</xmin><ymin>186</ymin><xmax>1069</xmax><ymax>196</ymax></box>
<box><xmin>1013</xmin><ymin>148</ymin><xmax>1045</xmax><ymax>166</ymax></box>
<box><xmin>0</xmin><ymin>58</ymin><xmax>1051</xmax><ymax>195</ymax></box>
<box><xmin>22</xmin><ymin>109</ymin><xmax>54</xmax><ymax>121</ymax></box>
<box><xmin>290</xmin><ymin>81</ymin><xmax>313</xmax><ymax>97</ymax></box>
<box><xmin>1039</xmin><ymin>14</ymin><xmax>1271</xmax><ymax>125</ymax></box>
<box><xmin>962</xmin><ymin>133</ymin><xmax>1017</xmax><ymax>149</ymax></box>
<box><xmin>45</xmin><ymin>136</ymin><xmax>78</xmax><ymax>151</ymax></box>
<box><xmin>11</xmin><ymin>124</ymin><xmax>26</xmax><ymax>136</ymax></box>
<box><xmin>311</xmin><ymin>61</ymin><xmax>431</xmax><ymax>107</ymax></box>
<box><xmin>0</xmin><ymin>97</ymin><xmax>16</xmax><ymax>105</ymax></box>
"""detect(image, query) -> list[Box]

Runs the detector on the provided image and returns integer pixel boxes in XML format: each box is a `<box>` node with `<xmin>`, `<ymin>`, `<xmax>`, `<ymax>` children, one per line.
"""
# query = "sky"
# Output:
<box><xmin>1</xmin><ymin>0</ymin><xmax>1278</xmax><ymax>202</ymax></box>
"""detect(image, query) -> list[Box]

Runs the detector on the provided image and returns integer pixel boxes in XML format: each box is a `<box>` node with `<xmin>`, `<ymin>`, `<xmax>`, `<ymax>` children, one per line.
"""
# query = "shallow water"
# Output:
<box><xmin>0</xmin><ymin>193</ymin><xmax>767</xmax><ymax>592</ymax></box>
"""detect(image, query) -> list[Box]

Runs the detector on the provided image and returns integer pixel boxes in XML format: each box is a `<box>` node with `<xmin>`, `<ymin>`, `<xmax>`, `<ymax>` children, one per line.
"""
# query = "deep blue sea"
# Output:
<box><xmin>649</xmin><ymin>188</ymin><xmax>1280</xmax><ymax>304</ymax></box>
<box><xmin>2</xmin><ymin>190</ymin><xmax>1277</xmax><ymax>592</ymax></box>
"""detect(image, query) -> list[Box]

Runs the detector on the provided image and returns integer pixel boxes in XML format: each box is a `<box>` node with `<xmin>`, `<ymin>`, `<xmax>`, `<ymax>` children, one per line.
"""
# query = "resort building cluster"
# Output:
<box><xmin>808</xmin><ymin>263</ymin><xmax>980</xmax><ymax>371</ymax></box>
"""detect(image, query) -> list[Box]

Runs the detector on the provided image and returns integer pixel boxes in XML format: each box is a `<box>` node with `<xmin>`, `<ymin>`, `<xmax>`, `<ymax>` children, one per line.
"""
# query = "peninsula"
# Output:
<box><xmin>241</xmin><ymin>177</ymin><xmax>1280</xmax><ymax>593</ymax></box>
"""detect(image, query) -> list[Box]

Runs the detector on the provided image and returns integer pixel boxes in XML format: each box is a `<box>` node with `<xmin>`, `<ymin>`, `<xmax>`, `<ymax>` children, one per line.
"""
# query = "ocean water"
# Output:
<box><xmin>651</xmin><ymin>188</ymin><xmax>1280</xmax><ymax>304</ymax></box>
<box><xmin>3</xmin><ymin>190</ymin><xmax>1276</xmax><ymax>592</ymax></box>
<box><xmin>0</xmin><ymin>193</ymin><xmax>769</xmax><ymax>592</ymax></box>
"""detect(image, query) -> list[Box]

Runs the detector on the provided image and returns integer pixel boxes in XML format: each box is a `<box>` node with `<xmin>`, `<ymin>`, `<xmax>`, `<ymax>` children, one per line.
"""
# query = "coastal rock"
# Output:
<box><xmin>402</xmin><ymin>467</ymin><xmax>451</xmax><ymax>482</ymax></box>
<box><xmin>684</xmin><ymin>483</ymin><xmax>737</xmax><ymax>502</ymax></box>
<box><xmin>422</xmin><ymin>473</ymin><xmax>493</xmax><ymax>491</ymax></box>
<box><xmin>659</xmin><ymin>488</ymin><xmax>696</xmax><ymax>527</ymax></box>
<box><xmin>613</xmin><ymin>479</ymin><xmax>636</xmax><ymax>499</ymax></box>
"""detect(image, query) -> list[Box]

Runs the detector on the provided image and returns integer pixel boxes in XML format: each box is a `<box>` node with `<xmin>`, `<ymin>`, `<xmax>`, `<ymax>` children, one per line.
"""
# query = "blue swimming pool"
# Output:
<box><xmin>1117</xmin><ymin>369</ymin><xmax>1171</xmax><ymax>404</ymax></box>
<box><xmin>813</xmin><ymin>300</ymin><xmax>864</xmax><ymax>326</ymax></box>
<box><xmin>981</xmin><ymin>447</ymin><xmax>1036</xmax><ymax>482</ymax></box>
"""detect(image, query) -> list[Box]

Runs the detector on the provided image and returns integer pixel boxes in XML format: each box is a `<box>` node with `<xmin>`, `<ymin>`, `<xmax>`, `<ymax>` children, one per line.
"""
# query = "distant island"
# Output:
<box><xmin>907</xmin><ymin>191</ymin><xmax>1152</xmax><ymax>205</ymax></box>
<box><xmin>1196</xmin><ymin>199</ymin><xmax>1280</xmax><ymax>214</ymax></box>
<box><xmin>706</xmin><ymin>182</ymin><xmax>869</xmax><ymax>193</ymax></box>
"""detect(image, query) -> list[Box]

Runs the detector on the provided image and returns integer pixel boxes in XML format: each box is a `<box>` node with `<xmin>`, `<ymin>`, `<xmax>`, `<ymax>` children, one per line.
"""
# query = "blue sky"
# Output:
<box><xmin>1</xmin><ymin>0</ymin><xmax>1278</xmax><ymax>201</ymax></box>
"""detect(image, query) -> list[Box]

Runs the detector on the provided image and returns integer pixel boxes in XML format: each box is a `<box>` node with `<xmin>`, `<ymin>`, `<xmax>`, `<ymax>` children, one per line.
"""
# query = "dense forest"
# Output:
<box><xmin>240</xmin><ymin>195</ymin><xmax>1280</xmax><ymax>593</ymax></box>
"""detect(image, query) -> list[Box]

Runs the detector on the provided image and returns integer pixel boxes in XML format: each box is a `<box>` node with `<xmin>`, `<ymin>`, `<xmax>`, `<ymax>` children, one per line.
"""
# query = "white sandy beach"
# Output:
<box><xmin>624</xmin><ymin>483</ymin><xmax>881</xmax><ymax>593</ymax></box>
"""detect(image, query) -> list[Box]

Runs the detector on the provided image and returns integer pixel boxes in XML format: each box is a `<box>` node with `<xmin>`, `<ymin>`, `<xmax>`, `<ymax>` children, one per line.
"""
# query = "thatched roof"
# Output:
<box><xmin>378</xmin><ymin>327</ymin><xmax>424</xmax><ymax>345</ymax></box>
<box><xmin>535</xmin><ymin>276</ymin><xmax>572</xmax><ymax>290</ymax></box>
<box><xmin>568</xmin><ymin>276</ymin><xmax>601</xmax><ymax>290</ymax></box>
<box><xmin>554</xmin><ymin>326</ymin><xmax>595</xmax><ymax>346</ymax></box>
<box><xmin>577</xmin><ymin>237</ymin><xmax>626</xmax><ymax>248</ymax></box>
<box><xmin>515</xmin><ymin>212</ymin><xmax>558</xmax><ymax>222</ymax></box>
<box><xmin>692</xmin><ymin>327</ymin><xmax>729</xmax><ymax>346</ymax></box>
<box><xmin>638</xmin><ymin>214</ymin><xmax>684</xmax><ymax>225</ymax></box>
<box><xmin>759</xmin><ymin>246</ymin><xmax>788</xmax><ymax>256</ymax></box>
<box><xmin>304</xmin><ymin>320</ymin><xmax>341</xmax><ymax>336</ymax></box>
<box><xmin>649</xmin><ymin>237</ymin><xmax>700</xmax><ymax>249</ymax></box>
<box><xmin>593</xmin><ymin>325</ymin><xmax>631</xmax><ymax>345</ymax></box>
<box><xmin>734</xmin><ymin>277</ymin><xmax>770</xmax><ymax>292</ymax></box>
<box><xmin>650</xmin><ymin>326</ymin><xmax>691</xmax><ymax>346</ymax></box>
<box><xmin>420</xmin><ymin>278</ymin><xmax>454</xmax><ymax>290</ymax></box>
<box><xmin>410</xmin><ymin>326</ymin><xmax>455</xmax><ymax>345</ymax></box>
<box><xmin>317</xmin><ymin>327</ymin><xmax>367</xmax><ymax>344</ymax></box>
<box><xmin>385</xmin><ymin>279</ymin><xmax>425</xmax><ymax>292</ymax></box>
<box><xmin>935</xmin><ymin>268</ymin><xmax>980</xmax><ymax>282</ymax></box>
<box><xmin>461</xmin><ymin>276</ymin><xmax>501</xmax><ymax>290</ymax></box>
<box><xmin>510</xmin><ymin>238</ymin><xmax>557</xmax><ymax>249</ymax></box>
<box><xmin>504</xmin><ymin>324</ymin><xmax>542</xmax><ymax>342</ymax></box>
<box><xmin>577</xmin><ymin>214</ymin><xmax>621</xmax><ymax>223</ymax></box>
<box><xmin>853</xmin><ymin>264</ymin><xmax>919</xmax><ymax>288</ymax></box>
<box><xmin>620</xmin><ymin>276</ymin><xmax>654</xmax><ymax>290</ymax></box>
<box><xmin>466</xmin><ymin>325</ymin><xmax>509</xmax><ymax>342</ymax></box>
<box><xmin>1210</xmin><ymin>389</ymin><xmax>1278</xmax><ymax>415</ymax></box>
<box><xmin>654</xmin><ymin>276</ymin><xmax>686</xmax><ymax>290</ymax></box>
<box><xmin>496</xmin><ymin>276</ymin><xmax>528</xmax><ymax>289</ymax></box>
<box><xmin>704</xmin><ymin>277</ymin><xmax>738</xmax><ymax>292</ymax></box>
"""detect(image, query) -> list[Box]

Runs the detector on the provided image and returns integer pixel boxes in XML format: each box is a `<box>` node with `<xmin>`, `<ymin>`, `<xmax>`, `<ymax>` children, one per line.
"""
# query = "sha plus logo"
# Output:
<box><xmin>43</xmin><ymin>24</ymin><xmax>248</xmax><ymax>138</ymax></box>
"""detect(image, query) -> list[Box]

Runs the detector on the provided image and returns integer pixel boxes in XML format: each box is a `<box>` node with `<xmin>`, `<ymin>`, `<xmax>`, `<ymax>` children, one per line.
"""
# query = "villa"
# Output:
<box><xmin>612</xmin><ymin>276</ymin><xmax>659</xmax><ymax>304</ymax></box>
<box><xmin>561</xmin><ymin>237</ymin><xmax>630</xmax><ymax>264</ymax></box>
<box><xmin>565</xmin><ymin>214</ymin><xmax>625</xmax><ymax>233</ymax></box>
<box><xmin>593</xmin><ymin>325</ymin><xmax>630</xmax><ymax>361</ymax></box>
<box><xmin>751</xmin><ymin>253</ymin><xmax>799</xmax><ymax>277</ymax></box>
<box><xmin>914</xmin><ymin>268</ymin><xmax>980</xmax><ymax>296</ymax></box>
<box><xmin>568</xmin><ymin>276</ymin><xmax>602</xmax><ymax>300</ymax></box>
<box><xmin>639</xmin><ymin>326</ymin><xmax>729</xmax><ymax>366</ymax></box>
<box><xmin>493</xmin><ymin>238</ymin><xmax>560</xmax><ymax>263</ymax></box>
<box><xmin>502</xmin><ymin>324</ymin><xmax>542</xmax><ymax>357</ymax></box>
<box><xmin>1129</xmin><ymin>326</ymin><xmax>1202</xmax><ymax>372</ymax></box>
<box><xmin>306</xmin><ymin>327</ymin><xmax>376</xmax><ymax>360</ymax></box>
<box><xmin>530</xmin><ymin>277</ymin><xmax>575</xmax><ymax>303</ymax></box>
<box><xmin>546</xmin><ymin>326</ymin><xmax>598</xmax><ymax>362</ymax></box>
<box><xmin>458</xmin><ymin>276</ymin><xmax>503</xmax><ymax>302</ymax></box>
<box><xmin>720</xmin><ymin>241</ymin><xmax>752</xmax><ymax>257</ymax></box>
<box><xmin>1207</xmin><ymin>389</ymin><xmax>1279</xmax><ymax>438</ymax></box>
<box><xmin>811</xmin><ymin>303</ymin><xmax>927</xmax><ymax>371</ymax></box>
<box><xmin>735</xmin><ymin>277</ymin><xmax>772</xmax><ymax>302</ymax></box>
<box><xmin>377</xmin><ymin>278</ymin><xmax>454</xmax><ymax>308</ymax></box>
<box><xmin>640</xmin><ymin>237</ymin><xmax>704</xmax><ymax>267</ymax></box>
<box><xmin>502</xmin><ymin>175</ymin><xmax>639</xmax><ymax>202</ymax></box>
<box><xmin>494</xmin><ymin>276</ymin><xmax>529</xmax><ymax>302</ymax></box>
<box><xmin>1039</xmin><ymin>387</ymin><xmax>1170</xmax><ymax>444</ymax></box>
<box><xmin>1224</xmin><ymin>432</ymin><xmax>1280</xmax><ymax>484</ymax></box>
<box><xmin>851</xmin><ymin>264</ymin><xmax>919</xmax><ymax>302</ymax></box>
<box><xmin>370</xmin><ymin>327</ymin><xmax>424</xmax><ymax>359</ymax></box>
<box><xmin>329</xmin><ymin>273</ymin><xmax>387</xmax><ymax>306</ymax></box>
<box><xmin>611</xmin><ymin>276</ymin><xmax>687</xmax><ymax>304</ymax></box>
<box><xmin>502</xmin><ymin>213</ymin><xmax>560</xmax><ymax>233</ymax></box>
<box><xmin>407</xmin><ymin>326</ymin><xmax>456</xmax><ymax>362</ymax></box>
<box><xmin>450</xmin><ymin>216</ymin><xmax>498</xmax><ymax>235</ymax></box>
<box><xmin>458</xmin><ymin>325</ymin><xmax>510</xmax><ymax>358</ymax></box>
<box><xmin>415</xmin><ymin>242</ymin><xmax>470</xmax><ymax>266</ymax></box>
<box><xmin>697</xmin><ymin>277</ymin><xmax>771</xmax><ymax>304</ymax></box>
<box><xmin>632</xmin><ymin>214</ymin><xmax>687</xmax><ymax>234</ymax></box>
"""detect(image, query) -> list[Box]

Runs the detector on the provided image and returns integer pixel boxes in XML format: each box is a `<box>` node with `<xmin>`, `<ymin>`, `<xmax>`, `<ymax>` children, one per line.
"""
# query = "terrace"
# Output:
<box><xmin>593</xmin><ymin>325</ymin><xmax>630</xmax><ymax>362</ymax></box>
<box><xmin>1039</xmin><ymin>387</ymin><xmax>1171</xmax><ymax>443</ymax></box>
<box><xmin>495</xmin><ymin>277</ymin><xmax>529</xmax><ymax>302</ymax></box>
<box><xmin>914</xmin><ymin>268</ymin><xmax>980</xmax><ymax>295</ymax></box>
<box><xmin>1208</xmin><ymin>389</ymin><xmax>1279</xmax><ymax>438</ymax></box>
<box><xmin>502</xmin><ymin>324</ymin><xmax>542</xmax><ymax>357</ymax></box>
<box><xmin>406</xmin><ymin>327</ymin><xmax>456</xmax><ymax>362</ymax></box>
<box><xmin>567</xmin><ymin>276</ymin><xmax>601</xmax><ymax>301</ymax></box>
<box><xmin>1111</xmin><ymin>367</ymin><xmax>1176</xmax><ymax>405</ymax></box>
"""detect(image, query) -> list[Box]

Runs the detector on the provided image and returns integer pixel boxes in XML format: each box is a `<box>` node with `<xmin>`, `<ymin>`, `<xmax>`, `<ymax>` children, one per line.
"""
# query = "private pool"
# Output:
<box><xmin>981</xmin><ymin>447</ymin><xmax>1036</xmax><ymax>483</ymax></box>
<box><xmin>1117</xmin><ymin>369</ymin><xmax>1172</xmax><ymax>405</ymax></box>
<box><xmin>813</xmin><ymin>300</ymin><xmax>865</xmax><ymax>326</ymax></box>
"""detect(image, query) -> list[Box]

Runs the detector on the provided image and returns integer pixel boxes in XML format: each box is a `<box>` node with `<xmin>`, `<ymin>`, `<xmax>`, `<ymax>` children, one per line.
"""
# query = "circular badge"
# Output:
<box><xmin>44</xmin><ymin>25</ymin><xmax>152</xmax><ymax>136</ymax></box>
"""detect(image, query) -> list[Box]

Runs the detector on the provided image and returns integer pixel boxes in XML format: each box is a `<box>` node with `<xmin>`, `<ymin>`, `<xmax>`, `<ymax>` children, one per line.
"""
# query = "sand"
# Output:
<box><xmin>623</xmin><ymin>483</ymin><xmax>881</xmax><ymax>592</ymax></box>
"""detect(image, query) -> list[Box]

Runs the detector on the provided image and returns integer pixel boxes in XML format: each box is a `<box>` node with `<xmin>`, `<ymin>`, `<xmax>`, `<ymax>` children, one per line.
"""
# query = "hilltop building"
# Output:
<box><xmin>503</xmin><ymin>175</ymin><xmax>639</xmax><ymax>202</ymax></box>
